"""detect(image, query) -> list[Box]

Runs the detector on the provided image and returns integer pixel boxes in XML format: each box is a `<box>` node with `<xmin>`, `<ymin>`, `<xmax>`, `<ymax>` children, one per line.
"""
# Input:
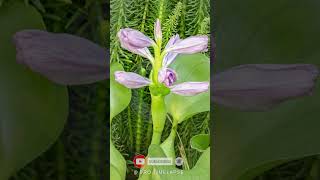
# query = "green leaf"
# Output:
<box><xmin>165</xmin><ymin>54</ymin><xmax>210</xmax><ymax>123</ymax></box>
<box><xmin>110</xmin><ymin>62</ymin><xmax>131</xmax><ymax>180</ymax></box>
<box><xmin>110</xmin><ymin>62</ymin><xmax>131</xmax><ymax>121</ymax></box>
<box><xmin>160</xmin><ymin>132</ymin><xmax>176</xmax><ymax>159</ymax></box>
<box><xmin>190</xmin><ymin>134</ymin><xmax>210</xmax><ymax>152</ymax></box>
<box><xmin>0</xmin><ymin>2</ymin><xmax>68</xmax><ymax>179</ymax></box>
<box><xmin>110</xmin><ymin>141</ymin><xmax>127</xmax><ymax>180</ymax></box>
<box><xmin>215</xmin><ymin>0</ymin><xmax>320</xmax><ymax>179</ymax></box>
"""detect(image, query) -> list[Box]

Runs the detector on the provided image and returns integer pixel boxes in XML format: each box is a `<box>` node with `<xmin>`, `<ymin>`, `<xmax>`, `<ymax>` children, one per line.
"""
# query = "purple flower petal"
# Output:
<box><xmin>118</xmin><ymin>28</ymin><xmax>155</xmax><ymax>51</ymax></box>
<box><xmin>162</xmin><ymin>35</ymin><xmax>180</xmax><ymax>67</ymax></box>
<box><xmin>154</xmin><ymin>19</ymin><xmax>162</xmax><ymax>42</ymax></box>
<box><xmin>165</xmin><ymin>34</ymin><xmax>180</xmax><ymax>50</ymax></box>
<box><xmin>213</xmin><ymin>64</ymin><xmax>319</xmax><ymax>111</ymax></box>
<box><xmin>158</xmin><ymin>68</ymin><xmax>177</xmax><ymax>87</ymax></box>
<box><xmin>134</xmin><ymin>47</ymin><xmax>154</xmax><ymax>62</ymax></box>
<box><xmin>166</xmin><ymin>35</ymin><xmax>208</xmax><ymax>54</ymax></box>
<box><xmin>162</xmin><ymin>52</ymin><xmax>178</xmax><ymax>68</ymax></box>
<box><xmin>170</xmin><ymin>82</ymin><xmax>209</xmax><ymax>96</ymax></box>
<box><xmin>13</xmin><ymin>30</ymin><xmax>107</xmax><ymax>85</ymax></box>
<box><xmin>115</xmin><ymin>71</ymin><xmax>151</xmax><ymax>88</ymax></box>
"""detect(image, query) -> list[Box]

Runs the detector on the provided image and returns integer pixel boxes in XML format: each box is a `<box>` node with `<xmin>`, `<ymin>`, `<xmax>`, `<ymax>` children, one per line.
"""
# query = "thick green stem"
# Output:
<box><xmin>146</xmin><ymin>114</ymin><xmax>153</xmax><ymax>146</ymax></box>
<box><xmin>152</xmin><ymin>42</ymin><xmax>162</xmax><ymax>83</ymax></box>
<box><xmin>150</xmin><ymin>95</ymin><xmax>166</xmax><ymax>145</ymax></box>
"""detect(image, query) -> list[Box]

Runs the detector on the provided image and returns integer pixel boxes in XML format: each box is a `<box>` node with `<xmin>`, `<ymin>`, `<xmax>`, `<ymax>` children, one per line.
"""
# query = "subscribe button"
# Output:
<box><xmin>134</xmin><ymin>155</ymin><xmax>183</xmax><ymax>168</ymax></box>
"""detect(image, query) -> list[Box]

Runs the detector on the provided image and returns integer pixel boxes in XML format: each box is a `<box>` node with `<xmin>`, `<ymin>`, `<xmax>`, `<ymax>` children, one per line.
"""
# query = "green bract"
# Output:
<box><xmin>149</xmin><ymin>84</ymin><xmax>170</xmax><ymax>97</ymax></box>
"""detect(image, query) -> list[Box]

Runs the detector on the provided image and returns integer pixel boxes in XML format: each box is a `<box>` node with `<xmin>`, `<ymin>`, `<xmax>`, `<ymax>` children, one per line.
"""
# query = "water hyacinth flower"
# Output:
<box><xmin>115</xmin><ymin>19</ymin><xmax>210</xmax><ymax>96</ymax></box>
<box><xmin>115</xmin><ymin>68</ymin><xmax>209</xmax><ymax>96</ymax></box>
<box><xmin>116</xmin><ymin>19</ymin><xmax>211</xmax><ymax>144</ymax></box>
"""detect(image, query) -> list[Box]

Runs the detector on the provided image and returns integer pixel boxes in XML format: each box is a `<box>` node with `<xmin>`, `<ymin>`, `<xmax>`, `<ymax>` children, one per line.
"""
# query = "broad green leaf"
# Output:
<box><xmin>160</xmin><ymin>132</ymin><xmax>176</xmax><ymax>159</ymax></box>
<box><xmin>110</xmin><ymin>62</ymin><xmax>131</xmax><ymax>180</ymax></box>
<box><xmin>0</xmin><ymin>2</ymin><xmax>68</xmax><ymax>179</ymax></box>
<box><xmin>110</xmin><ymin>141</ymin><xmax>127</xmax><ymax>180</ymax></box>
<box><xmin>215</xmin><ymin>0</ymin><xmax>320</xmax><ymax>179</ymax></box>
<box><xmin>190</xmin><ymin>134</ymin><xmax>210</xmax><ymax>152</ymax></box>
<box><xmin>139</xmin><ymin>145</ymin><xmax>210</xmax><ymax>180</ymax></box>
<box><xmin>110</xmin><ymin>62</ymin><xmax>131</xmax><ymax>121</ymax></box>
<box><xmin>165</xmin><ymin>54</ymin><xmax>210</xmax><ymax>123</ymax></box>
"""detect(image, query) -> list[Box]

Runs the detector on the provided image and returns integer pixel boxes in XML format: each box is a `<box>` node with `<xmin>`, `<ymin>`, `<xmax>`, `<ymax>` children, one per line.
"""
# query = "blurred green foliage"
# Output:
<box><xmin>1</xmin><ymin>0</ymin><xmax>109</xmax><ymax>180</ymax></box>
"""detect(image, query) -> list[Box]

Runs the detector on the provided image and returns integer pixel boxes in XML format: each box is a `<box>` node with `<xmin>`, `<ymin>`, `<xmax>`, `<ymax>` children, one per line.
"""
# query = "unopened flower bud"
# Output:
<box><xmin>158</xmin><ymin>68</ymin><xmax>177</xmax><ymax>87</ymax></box>
<box><xmin>154</xmin><ymin>19</ymin><xmax>162</xmax><ymax>43</ymax></box>
<box><xmin>118</xmin><ymin>28</ymin><xmax>155</xmax><ymax>51</ymax></box>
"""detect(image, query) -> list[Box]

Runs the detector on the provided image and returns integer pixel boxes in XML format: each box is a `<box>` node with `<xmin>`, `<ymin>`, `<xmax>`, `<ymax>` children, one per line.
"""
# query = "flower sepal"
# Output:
<box><xmin>149</xmin><ymin>83</ymin><xmax>170</xmax><ymax>96</ymax></box>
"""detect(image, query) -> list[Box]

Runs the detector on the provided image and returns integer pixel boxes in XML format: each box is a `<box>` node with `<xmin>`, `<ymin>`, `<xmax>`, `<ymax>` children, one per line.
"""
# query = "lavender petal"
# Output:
<box><xmin>134</xmin><ymin>47</ymin><xmax>154</xmax><ymax>62</ymax></box>
<box><xmin>166</xmin><ymin>35</ymin><xmax>208</xmax><ymax>54</ymax></box>
<box><xmin>162</xmin><ymin>34</ymin><xmax>180</xmax><ymax>67</ymax></box>
<box><xmin>165</xmin><ymin>34</ymin><xmax>180</xmax><ymax>50</ymax></box>
<box><xmin>13</xmin><ymin>30</ymin><xmax>108</xmax><ymax>85</ymax></box>
<box><xmin>213</xmin><ymin>64</ymin><xmax>319</xmax><ymax>111</ymax></box>
<box><xmin>115</xmin><ymin>71</ymin><xmax>151</xmax><ymax>88</ymax></box>
<box><xmin>162</xmin><ymin>52</ymin><xmax>178</xmax><ymax>68</ymax></box>
<box><xmin>170</xmin><ymin>82</ymin><xmax>209</xmax><ymax>96</ymax></box>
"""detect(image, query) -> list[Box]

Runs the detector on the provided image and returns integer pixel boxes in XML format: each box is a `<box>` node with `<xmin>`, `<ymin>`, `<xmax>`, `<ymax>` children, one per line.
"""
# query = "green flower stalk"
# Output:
<box><xmin>115</xmin><ymin>19</ymin><xmax>210</xmax><ymax>145</ymax></box>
